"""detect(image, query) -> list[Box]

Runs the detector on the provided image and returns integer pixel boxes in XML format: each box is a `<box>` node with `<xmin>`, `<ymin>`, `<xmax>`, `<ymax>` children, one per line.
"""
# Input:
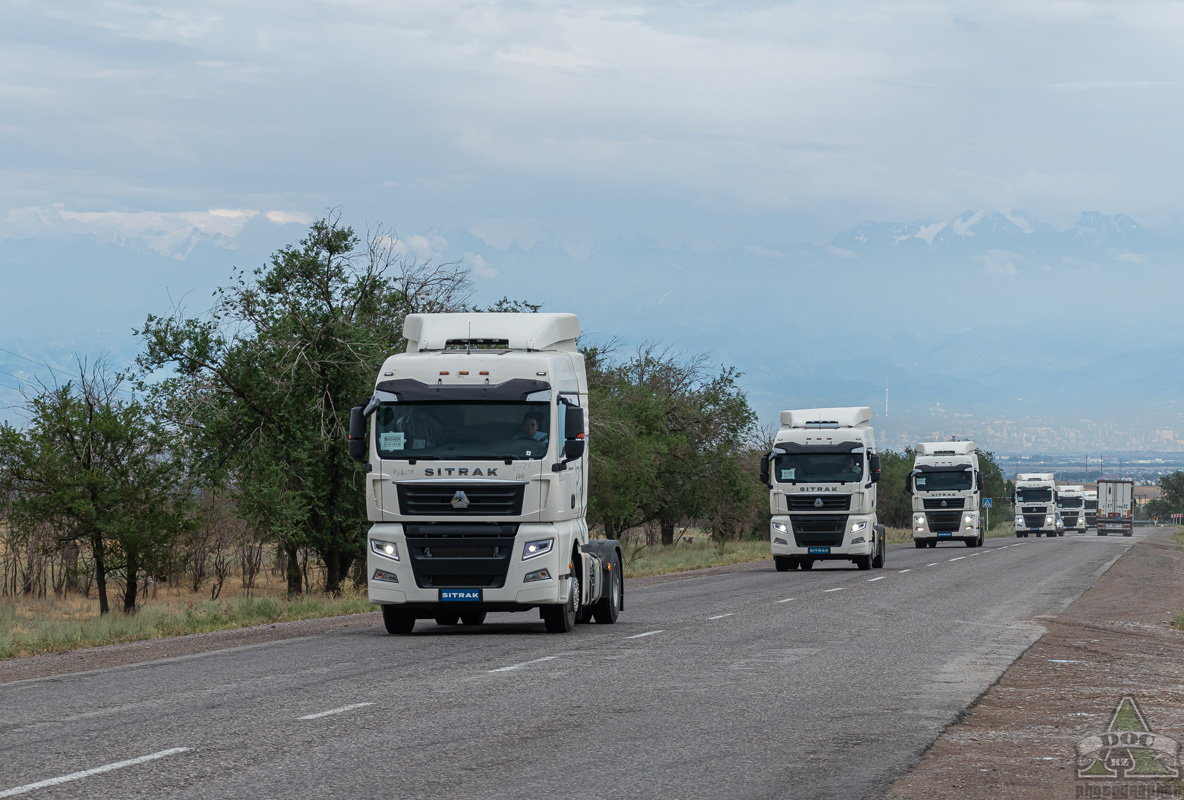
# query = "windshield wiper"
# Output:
<box><xmin>407</xmin><ymin>455</ymin><xmax>443</xmax><ymax>464</ymax></box>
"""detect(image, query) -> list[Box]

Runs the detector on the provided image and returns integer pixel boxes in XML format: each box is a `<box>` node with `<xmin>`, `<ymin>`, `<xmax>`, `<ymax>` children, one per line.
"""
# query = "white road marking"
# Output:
<box><xmin>0</xmin><ymin>748</ymin><xmax>191</xmax><ymax>798</ymax></box>
<box><xmin>488</xmin><ymin>656</ymin><xmax>560</xmax><ymax>673</ymax></box>
<box><xmin>824</xmin><ymin>587</ymin><xmax>843</xmax><ymax>593</ymax></box>
<box><xmin>627</xmin><ymin>630</ymin><xmax>664</xmax><ymax>639</ymax></box>
<box><xmin>707</xmin><ymin>613</ymin><xmax>734</xmax><ymax>620</ymax></box>
<box><xmin>948</xmin><ymin>556</ymin><xmax>966</xmax><ymax>562</ymax></box>
<box><xmin>926</xmin><ymin>563</ymin><xmax>938</xmax><ymax>567</ymax></box>
<box><xmin>777</xmin><ymin>597</ymin><xmax>795</xmax><ymax>603</ymax></box>
<box><xmin>299</xmin><ymin>702</ymin><xmax>375</xmax><ymax>719</ymax></box>
<box><xmin>969</xmin><ymin>553</ymin><xmax>981</xmax><ymax>557</ymax></box>
<box><xmin>867</xmin><ymin>576</ymin><xmax>886</xmax><ymax>582</ymax></box>
<box><xmin>898</xmin><ymin>569</ymin><xmax>912</xmax><ymax>573</ymax></box>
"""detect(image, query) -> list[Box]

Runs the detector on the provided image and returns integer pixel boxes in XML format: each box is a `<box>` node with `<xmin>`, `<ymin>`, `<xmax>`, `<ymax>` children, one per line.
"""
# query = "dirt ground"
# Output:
<box><xmin>885</xmin><ymin>527</ymin><xmax>1184</xmax><ymax>800</ymax></box>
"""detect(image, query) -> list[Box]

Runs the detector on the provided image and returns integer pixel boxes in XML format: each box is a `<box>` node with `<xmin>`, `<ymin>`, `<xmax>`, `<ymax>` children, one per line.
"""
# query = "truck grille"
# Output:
<box><xmin>1023</xmin><ymin>513</ymin><xmax>1046</xmax><ymax>529</ymax></box>
<box><xmin>922</xmin><ymin>497</ymin><xmax>965</xmax><ymax>510</ymax></box>
<box><xmin>1022</xmin><ymin>506</ymin><xmax>1044</xmax><ymax>514</ymax></box>
<box><xmin>787</xmin><ymin>495</ymin><xmax>852</xmax><ymax>511</ymax></box>
<box><xmin>402</xmin><ymin>523</ymin><xmax>518</xmax><ymax>589</ymax></box>
<box><xmin>925</xmin><ymin>510</ymin><xmax>964</xmax><ymax>532</ymax></box>
<box><xmin>1062</xmin><ymin>512</ymin><xmax>1080</xmax><ymax>527</ymax></box>
<box><xmin>397</xmin><ymin>483</ymin><xmax>525</xmax><ymax>516</ymax></box>
<box><xmin>789</xmin><ymin>515</ymin><xmax>847</xmax><ymax>547</ymax></box>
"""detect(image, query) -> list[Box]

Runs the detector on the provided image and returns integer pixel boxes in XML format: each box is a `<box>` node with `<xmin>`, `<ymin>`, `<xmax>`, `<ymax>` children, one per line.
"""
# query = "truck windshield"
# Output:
<box><xmin>773</xmin><ymin>453</ymin><xmax>863</xmax><ymax>483</ymax></box>
<box><xmin>375</xmin><ymin>401</ymin><xmax>551</xmax><ymax>460</ymax></box>
<box><xmin>1016</xmin><ymin>488</ymin><xmax>1052</xmax><ymax>504</ymax></box>
<box><xmin>913</xmin><ymin>471</ymin><xmax>972</xmax><ymax>491</ymax></box>
<box><xmin>1058</xmin><ymin>497</ymin><xmax>1083</xmax><ymax>508</ymax></box>
<box><xmin>1085</xmin><ymin>500</ymin><xmax>1097</xmax><ymax>510</ymax></box>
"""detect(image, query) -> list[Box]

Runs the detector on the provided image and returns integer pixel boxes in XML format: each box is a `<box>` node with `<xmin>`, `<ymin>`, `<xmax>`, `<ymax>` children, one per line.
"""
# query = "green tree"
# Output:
<box><xmin>0</xmin><ymin>361</ymin><xmax>191</xmax><ymax>614</ymax></box>
<box><xmin>876</xmin><ymin>447</ymin><xmax>915</xmax><ymax>529</ymax></box>
<box><xmin>136</xmin><ymin>215</ymin><xmax>475</xmax><ymax>594</ymax></box>
<box><xmin>586</xmin><ymin>344</ymin><xmax>758</xmax><ymax>543</ymax></box>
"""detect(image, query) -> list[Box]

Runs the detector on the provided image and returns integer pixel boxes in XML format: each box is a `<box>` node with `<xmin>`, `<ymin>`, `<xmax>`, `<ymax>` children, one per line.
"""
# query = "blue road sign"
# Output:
<box><xmin>982</xmin><ymin>498</ymin><xmax>993</xmax><ymax>508</ymax></box>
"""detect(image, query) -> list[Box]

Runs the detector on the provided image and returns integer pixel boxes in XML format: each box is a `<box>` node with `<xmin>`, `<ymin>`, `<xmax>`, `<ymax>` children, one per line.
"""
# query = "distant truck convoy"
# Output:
<box><xmin>1013</xmin><ymin>473</ymin><xmax>1061</xmax><ymax>537</ymax></box>
<box><xmin>1096</xmin><ymin>478</ymin><xmax>1135</xmax><ymax>537</ymax></box>
<box><xmin>760</xmin><ymin>407</ymin><xmax>886</xmax><ymax>571</ymax></box>
<box><xmin>348</xmin><ymin>312</ymin><xmax>623</xmax><ymax>634</ymax></box>
<box><xmin>1083</xmin><ymin>490</ymin><xmax>1098</xmax><ymax>529</ymax></box>
<box><xmin>907</xmin><ymin>441</ymin><xmax>985</xmax><ymax>548</ymax></box>
<box><xmin>1055</xmin><ymin>484</ymin><xmax>1088</xmax><ymax>534</ymax></box>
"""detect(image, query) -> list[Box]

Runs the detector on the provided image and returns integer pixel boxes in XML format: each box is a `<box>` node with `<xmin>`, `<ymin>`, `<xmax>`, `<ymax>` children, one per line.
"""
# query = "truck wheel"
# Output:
<box><xmin>381</xmin><ymin>605</ymin><xmax>415</xmax><ymax>635</ymax></box>
<box><xmin>592</xmin><ymin>551</ymin><xmax>623</xmax><ymax>624</ymax></box>
<box><xmin>542</xmin><ymin>578</ymin><xmax>577</xmax><ymax>633</ymax></box>
<box><xmin>872</xmin><ymin>527</ymin><xmax>885</xmax><ymax>568</ymax></box>
<box><xmin>434</xmin><ymin>613</ymin><xmax>460</xmax><ymax>626</ymax></box>
<box><xmin>855</xmin><ymin>554</ymin><xmax>872</xmax><ymax>570</ymax></box>
<box><xmin>775</xmin><ymin>556</ymin><xmax>793</xmax><ymax>572</ymax></box>
<box><xmin>799</xmin><ymin>560</ymin><xmax>814</xmax><ymax>570</ymax></box>
<box><xmin>1124</xmin><ymin>532</ymin><xmax>1133</xmax><ymax>537</ymax></box>
<box><xmin>928</xmin><ymin>540</ymin><xmax>938</xmax><ymax>548</ymax></box>
<box><xmin>460</xmin><ymin>611</ymin><xmax>487</xmax><ymax>626</ymax></box>
<box><xmin>914</xmin><ymin>540</ymin><xmax>926</xmax><ymax>549</ymax></box>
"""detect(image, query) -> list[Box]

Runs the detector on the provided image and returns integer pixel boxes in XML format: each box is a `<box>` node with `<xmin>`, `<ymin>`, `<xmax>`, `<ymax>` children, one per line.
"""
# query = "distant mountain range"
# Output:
<box><xmin>3</xmin><ymin>208</ymin><xmax>1182</xmax><ymax>451</ymax></box>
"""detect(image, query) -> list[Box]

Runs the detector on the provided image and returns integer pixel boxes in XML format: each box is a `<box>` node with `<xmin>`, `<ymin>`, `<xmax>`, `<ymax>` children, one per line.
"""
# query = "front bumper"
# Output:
<box><xmin>366</xmin><ymin>522</ymin><xmax>568</xmax><ymax>607</ymax></box>
<box><xmin>770</xmin><ymin>515</ymin><xmax>874</xmax><ymax>558</ymax></box>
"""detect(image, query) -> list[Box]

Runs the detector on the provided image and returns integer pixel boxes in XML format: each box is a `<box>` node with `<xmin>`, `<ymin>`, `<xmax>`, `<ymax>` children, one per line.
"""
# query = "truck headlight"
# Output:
<box><xmin>372</xmin><ymin>569</ymin><xmax>399</xmax><ymax>583</ymax></box>
<box><xmin>913</xmin><ymin>513</ymin><xmax>925</xmax><ymax>524</ymax></box>
<box><xmin>772</xmin><ymin>522</ymin><xmax>788</xmax><ymax>533</ymax></box>
<box><xmin>1014</xmin><ymin>516</ymin><xmax>1024</xmax><ymax>527</ymax></box>
<box><xmin>523</xmin><ymin>538</ymin><xmax>554</xmax><ymax>560</ymax></box>
<box><xmin>1045</xmin><ymin>515</ymin><xmax>1054</xmax><ymax>526</ymax></box>
<box><xmin>773</xmin><ymin>537</ymin><xmax>788</xmax><ymax>545</ymax></box>
<box><xmin>850</xmin><ymin>520</ymin><xmax>868</xmax><ymax>533</ymax></box>
<box><xmin>370</xmin><ymin>539</ymin><xmax>400</xmax><ymax>560</ymax></box>
<box><xmin>524</xmin><ymin>568</ymin><xmax>552</xmax><ymax>583</ymax></box>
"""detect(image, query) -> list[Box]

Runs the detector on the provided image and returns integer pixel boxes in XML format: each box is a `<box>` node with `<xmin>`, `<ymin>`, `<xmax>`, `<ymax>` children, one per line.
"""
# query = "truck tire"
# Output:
<box><xmin>775</xmin><ymin>556</ymin><xmax>793</xmax><ymax>572</ymax></box>
<box><xmin>381</xmin><ymin>605</ymin><xmax>415</xmax><ymax>635</ymax></box>
<box><xmin>928</xmin><ymin>540</ymin><xmax>938</xmax><ymax>548</ymax></box>
<box><xmin>542</xmin><ymin>578</ymin><xmax>578</xmax><ymax>633</ymax></box>
<box><xmin>915</xmin><ymin>540</ymin><xmax>926</xmax><ymax>549</ymax></box>
<box><xmin>460</xmin><ymin>611</ymin><xmax>487</xmax><ymax>626</ymax></box>
<box><xmin>434</xmin><ymin>613</ymin><xmax>460</xmax><ymax>625</ymax></box>
<box><xmin>592</xmin><ymin>551</ymin><xmax>623</xmax><ymax>624</ymax></box>
<box><xmin>855</xmin><ymin>554</ymin><xmax>872</xmax><ymax>570</ymax></box>
<box><xmin>799</xmin><ymin>559</ymin><xmax>814</xmax><ymax>570</ymax></box>
<box><xmin>872</xmin><ymin>526</ymin><xmax>885</xmax><ymax>568</ymax></box>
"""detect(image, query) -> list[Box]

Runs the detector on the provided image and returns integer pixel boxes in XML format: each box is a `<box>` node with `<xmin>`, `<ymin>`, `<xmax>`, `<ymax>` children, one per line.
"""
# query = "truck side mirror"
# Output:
<box><xmin>565</xmin><ymin>404</ymin><xmax>585</xmax><ymax>438</ymax></box>
<box><xmin>564</xmin><ymin>438</ymin><xmax>585</xmax><ymax>461</ymax></box>
<box><xmin>977</xmin><ymin>472</ymin><xmax>984</xmax><ymax>491</ymax></box>
<box><xmin>904</xmin><ymin>476</ymin><xmax>912</xmax><ymax>495</ymax></box>
<box><xmin>869</xmin><ymin>453</ymin><xmax>881</xmax><ymax>483</ymax></box>
<box><xmin>348</xmin><ymin>405</ymin><xmax>367</xmax><ymax>463</ymax></box>
<box><xmin>759</xmin><ymin>454</ymin><xmax>770</xmax><ymax>486</ymax></box>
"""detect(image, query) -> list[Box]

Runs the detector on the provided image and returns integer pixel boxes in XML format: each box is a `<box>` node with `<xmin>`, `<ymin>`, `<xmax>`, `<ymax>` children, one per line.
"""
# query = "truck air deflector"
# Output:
<box><xmin>773</xmin><ymin>441</ymin><xmax>863</xmax><ymax>454</ymax></box>
<box><xmin>374</xmin><ymin>378</ymin><xmax>551</xmax><ymax>402</ymax></box>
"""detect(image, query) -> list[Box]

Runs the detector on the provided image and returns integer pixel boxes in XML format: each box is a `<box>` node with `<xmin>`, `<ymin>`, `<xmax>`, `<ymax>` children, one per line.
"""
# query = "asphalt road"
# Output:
<box><xmin>0</xmin><ymin>531</ymin><xmax>1144</xmax><ymax>800</ymax></box>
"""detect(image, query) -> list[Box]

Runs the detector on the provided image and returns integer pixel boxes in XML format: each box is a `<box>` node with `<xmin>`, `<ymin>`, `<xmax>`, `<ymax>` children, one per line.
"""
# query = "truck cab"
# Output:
<box><xmin>1013</xmin><ymin>473</ymin><xmax>1060</xmax><ymax>537</ymax></box>
<box><xmin>1055</xmin><ymin>484</ymin><xmax>1088</xmax><ymax>534</ymax></box>
<box><xmin>907</xmin><ymin>441</ymin><xmax>984</xmax><ymax>548</ymax></box>
<box><xmin>760</xmin><ymin>407</ymin><xmax>886</xmax><ymax>571</ymax></box>
<box><xmin>348</xmin><ymin>312</ymin><xmax>623</xmax><ymax>634</ymax></box>
<box><xmin>1084</xmin><ymin>490</ymin><xmax>1098</xmax><ymax>529</ymax></box>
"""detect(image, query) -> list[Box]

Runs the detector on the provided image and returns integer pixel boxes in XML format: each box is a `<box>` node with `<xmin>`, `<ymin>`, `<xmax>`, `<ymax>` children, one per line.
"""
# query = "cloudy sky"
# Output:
<box><xmin>3</xmin><ymin>0</ymin><xmax>1183</xmax><ymax>448</ymax></box>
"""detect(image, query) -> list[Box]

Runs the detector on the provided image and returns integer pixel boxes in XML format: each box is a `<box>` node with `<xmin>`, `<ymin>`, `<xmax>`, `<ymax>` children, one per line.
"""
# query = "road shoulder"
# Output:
<box><xmin>884</xmin><ymin>528</ymin><xmax>1184</xmax><ymax>800</ymax></box>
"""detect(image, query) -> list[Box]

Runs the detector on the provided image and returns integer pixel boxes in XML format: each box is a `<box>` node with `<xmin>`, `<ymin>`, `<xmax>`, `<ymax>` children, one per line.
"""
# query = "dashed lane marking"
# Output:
<box><xmin>777</xmin><ymin>597</ymin><xmax>795</xmax><ymax>604</ymax></box>
<box><xmin>0</xmin><ymin>748</ymin><xmax>191</xmax><ymax>799</ymax></box>
<box><xmin>898</xmin><ymin>569</ymin><xmax>912</xmax><ymax>573</ymax></box>
<box><xmin>948</xmin><ymin>556</ymin><xmax>966</xmax><ymax>562</ymax></box>
<box><xmin>867</xmin><ymin>576</ymin><xmax>886</xmax><ymax>582</ymax></box>
<box><xmin>707</xmin><ymin>613</ymin><xmax>734</xmax><ymax>620</ymax></box>
<box><xmin>488</xmin><ymin>656</ymin><xmax>560</xmax><ymax>673</ymax></box>
<box><xmin>824</xmin><ymin>588</ymin><xmax>844</xmax><ymax>593</ymax></box>
<box><xmin>926</xmin><ymin>563</ymin><xmax>938</xmax><ymax>567</ymax></box>
<box><xmin>627</xmin><ymin>630</ymin><xmax>665</xmax><ymax>639</ymax></box>
<box><xmin>299</xmin><ymin>702</ymin><xmax>375</xmax><ymax>719</ymax></box>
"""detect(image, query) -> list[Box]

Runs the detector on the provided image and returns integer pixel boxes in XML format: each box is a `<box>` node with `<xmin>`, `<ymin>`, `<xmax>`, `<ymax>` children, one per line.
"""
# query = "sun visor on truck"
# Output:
<box><xmin>773</xmin><ymin>441</ymin><xmax>864</xmax><ymax>454</ymax></box>
<box><xmin>375</xmin><ymin>377</ymin><xmax>551</xmax><ymax>402</ymax></box>
<box><xmin>911</xmin><ymin>464</ymin><xmax>973</xmax><ymax>473</ymax></box>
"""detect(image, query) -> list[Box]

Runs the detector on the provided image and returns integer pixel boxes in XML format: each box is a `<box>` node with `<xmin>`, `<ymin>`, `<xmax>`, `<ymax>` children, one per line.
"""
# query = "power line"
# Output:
<box><xmin>0</xmin><ymin>346</ymin><xmax>63</xmax><ymax>377</ymax></box>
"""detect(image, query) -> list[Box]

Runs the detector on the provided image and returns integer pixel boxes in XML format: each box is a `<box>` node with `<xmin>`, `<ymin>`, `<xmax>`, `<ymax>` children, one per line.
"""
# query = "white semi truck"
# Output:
<box><xmin>760</xmin><ymin>407</ymin><xmax>886</xmax><ymax>571</ymax></box>
<box><xmin>1013</xmin><ymin>473</ymin><xmax>1060</xmax><ymax>537</ymax></box>
<box><xmin>1084</xmin><ymin>490</ymin><xmax>1098</xmax><ymax>529</ymax></box>
<box><xmin>1055</xmin><ymin>484</ymin><xmax>1088</xmax><ymax>534</ymax></box>
<box><xmin>906</xmin><ymin>441</ymin><xmax>984</xmax><ymax>548</ymax></box>
<box><xmin>1096</xmin><ymin>478</ymin><xmax>1135</xmax><ymax>537</ymax></box>
<box><xmin>347</xmin><ymin>312</ymin><xmax>624</xmax><ymax>634</ymax></box>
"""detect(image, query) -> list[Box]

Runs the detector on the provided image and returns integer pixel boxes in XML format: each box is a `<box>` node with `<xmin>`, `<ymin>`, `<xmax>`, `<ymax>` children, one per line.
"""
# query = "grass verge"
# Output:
<box><xmin>0</xmin><ymin>590</ymin><xmax>373</xmax><ymax>660</ymax></box>
<box><xmin>622</xmin><ymin>539</ymin><xmax>770</xmax><ymax>579</ymax></box>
